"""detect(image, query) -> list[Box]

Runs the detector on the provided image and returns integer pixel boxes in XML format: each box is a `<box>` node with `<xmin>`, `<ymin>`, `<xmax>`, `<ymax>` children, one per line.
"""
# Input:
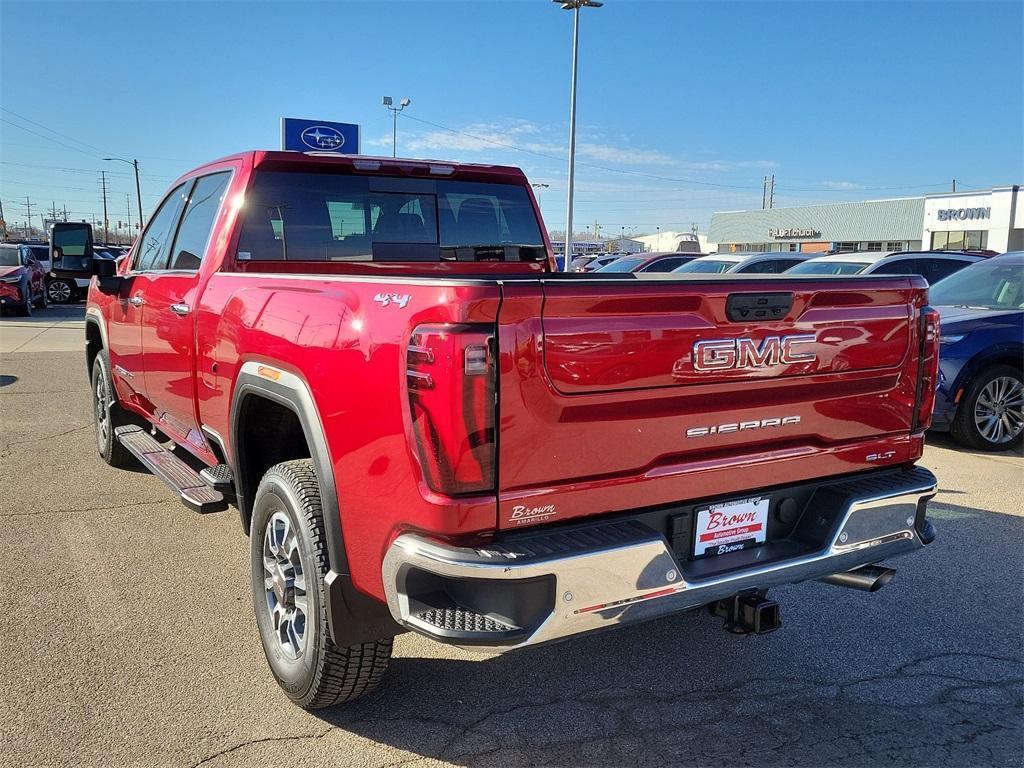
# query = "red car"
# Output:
<box><xmin>58</xmin><ymin>150</ymin><xmax>938</xmax><ymax>710</ymax></box>
<box><xmin>0</xmin><ymin>243</ymin><xmax>48</xmax><ymax>316</ymax></box>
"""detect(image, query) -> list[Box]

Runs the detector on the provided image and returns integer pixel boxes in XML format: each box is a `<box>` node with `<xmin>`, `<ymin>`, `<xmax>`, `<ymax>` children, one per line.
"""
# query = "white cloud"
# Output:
<box><xmin>819</xmin><ymin>180</ymin><xmax>864</xmax><ymax>190</ymax></box>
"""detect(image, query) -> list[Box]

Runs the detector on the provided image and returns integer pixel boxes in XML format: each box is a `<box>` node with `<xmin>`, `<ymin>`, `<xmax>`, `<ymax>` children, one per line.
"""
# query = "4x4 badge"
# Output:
<box><xmin>374</xmin><ymin>292</ymin><xmax>411</xmax><ymax>309</ymax></box>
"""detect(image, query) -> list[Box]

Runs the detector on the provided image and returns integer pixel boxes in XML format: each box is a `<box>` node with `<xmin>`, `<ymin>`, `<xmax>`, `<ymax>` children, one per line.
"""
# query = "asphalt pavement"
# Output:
<box><xmin>1</xmin><ymin>307</ymin><xmax>1021</xmax><ymax>768</ymax></box>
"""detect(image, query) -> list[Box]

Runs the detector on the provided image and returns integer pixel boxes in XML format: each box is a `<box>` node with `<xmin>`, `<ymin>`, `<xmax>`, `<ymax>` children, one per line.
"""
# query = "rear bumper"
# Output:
<box><xmin>382</xmin><ymin>466</ymin><xmax>937</xmax><ymax>651</ymax></box>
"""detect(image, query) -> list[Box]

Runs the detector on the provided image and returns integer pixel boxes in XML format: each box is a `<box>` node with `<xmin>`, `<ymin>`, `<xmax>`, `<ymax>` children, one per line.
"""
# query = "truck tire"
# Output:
<box><xmin>951</xmin><ymin>364</ymin><xmax>1024</xmax><ymax>451</ymax></box>
<box><xmin>250</xmin><ymin>459</ymin><xmax>392</xmax><ymax>708</ymax></box>
<box><xmin>91</xmin><ymin>349</ymin><xmax>132</xmax><ymax>467</ymax></box>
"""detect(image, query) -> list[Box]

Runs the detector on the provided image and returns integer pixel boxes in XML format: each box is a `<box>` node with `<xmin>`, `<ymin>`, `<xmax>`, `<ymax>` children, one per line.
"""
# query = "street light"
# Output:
<box><xmin>552</xmin><ymin>0</ymin><xmax>602</xmax><ymax>270</ymax></box>
<box><xmin>104</xmin><ymin>157</ymin><xmax>143</xmax><ymax>233</ymax></box>
<box><xmin>382</xmin><ymin>96</ymin><xmax>411</xmax><ymax>158</ymax></box>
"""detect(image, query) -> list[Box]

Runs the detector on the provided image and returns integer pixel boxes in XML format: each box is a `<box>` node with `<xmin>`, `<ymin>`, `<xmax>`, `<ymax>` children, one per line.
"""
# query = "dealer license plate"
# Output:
<box><xmin>693</xmin><ymin>496</ymin><xmax>769</xmax><ymax>558</ymax></box>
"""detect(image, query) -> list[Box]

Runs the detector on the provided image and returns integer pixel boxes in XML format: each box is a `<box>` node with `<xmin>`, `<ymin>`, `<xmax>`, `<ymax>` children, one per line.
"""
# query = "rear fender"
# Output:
<box><xmin>229</xmin><ymin>360</ymin><xmax>401</xmax><ymax>644</ymax></box>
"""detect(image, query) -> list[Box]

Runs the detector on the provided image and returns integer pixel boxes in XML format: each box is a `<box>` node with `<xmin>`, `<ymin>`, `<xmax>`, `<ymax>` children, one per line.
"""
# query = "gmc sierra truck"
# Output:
<box><xmin>52</xmin><ymin>151</ymin><xmax>939</xmax><ymax>709</ymax></box>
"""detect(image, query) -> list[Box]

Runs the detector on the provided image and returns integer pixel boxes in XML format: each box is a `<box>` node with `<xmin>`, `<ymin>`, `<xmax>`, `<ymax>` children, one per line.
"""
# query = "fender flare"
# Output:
<box><xmin>950</xmin><ymin>343</ymin><xmax>1024</xmax><ymax>412</ymax></box>
<box><xmin>229</xmin><ymin>361</ymin><xmax>401</xmax><ymax>644</ymax></box>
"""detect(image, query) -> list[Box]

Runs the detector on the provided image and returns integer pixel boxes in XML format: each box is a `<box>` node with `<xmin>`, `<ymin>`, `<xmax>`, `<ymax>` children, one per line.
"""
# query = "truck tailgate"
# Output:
<box><xmin>495</xmin><ymin>276</ymin><xmax>927</xmax><ymax>530</ymax></box>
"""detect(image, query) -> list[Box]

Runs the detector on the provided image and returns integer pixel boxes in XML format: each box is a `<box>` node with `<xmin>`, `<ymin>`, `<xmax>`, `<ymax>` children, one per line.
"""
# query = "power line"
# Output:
<box><xmin>1</xmin><ymin>107</ymin><xmax>111</xmax><ymax>155</ymax></box>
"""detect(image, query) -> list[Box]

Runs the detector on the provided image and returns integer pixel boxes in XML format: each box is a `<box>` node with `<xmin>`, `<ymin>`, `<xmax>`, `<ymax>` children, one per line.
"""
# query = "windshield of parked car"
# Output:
<box><xmin>0</xmin><ymin>246</ymin><xmax>22</xmax><ymax>267</ymax></box>
<box><xmin>236</xmin><ymin>171</ymin><xmax>546</xmax><ymax>263</ymax></box>
<box><xmin>785</xmin><ymin>260</ymin><xmax>868</xmax><ymax>275</ymax></box>
<box><xmin>596</xmin><ymin>256</ymin><xmax>645</xmax><ymax>272</ymax></box>
<box><xmin>673</xmin><ymin>259</ymin><xmax>736</xmax><ymax>274</ymax></box>
<box><xmin>930</xmin><ymin>259</ymin><xmax>1024</xmax><ymax>310</ymax></box>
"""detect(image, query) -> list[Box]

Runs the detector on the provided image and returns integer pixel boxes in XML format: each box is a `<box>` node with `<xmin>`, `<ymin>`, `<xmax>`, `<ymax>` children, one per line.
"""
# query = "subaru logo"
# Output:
<box><xmin>300</xmin><ymin>125</ymin><xmax>345</xmax><ymax>151</ymax></box>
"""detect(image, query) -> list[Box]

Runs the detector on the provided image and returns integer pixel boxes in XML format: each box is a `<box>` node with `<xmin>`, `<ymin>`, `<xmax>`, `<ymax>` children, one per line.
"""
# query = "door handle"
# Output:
<box><xmin>128</xmin><ymin>294</ymin><xmax>144</xmax><ymax>307</ymax></box>
<box><xmin>169</xmin><ymin>303</ymin><xmax>191</xmax><ymax>316</ymax></box>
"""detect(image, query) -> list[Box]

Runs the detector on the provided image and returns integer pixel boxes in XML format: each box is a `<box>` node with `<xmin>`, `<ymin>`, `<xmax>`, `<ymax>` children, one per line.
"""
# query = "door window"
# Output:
<box><xmin>167</xmin><ymin>172</ymin><xmax>232</xmax><ymax>270</ymax></box>
<box><xmin>134</xmin><ymin>184</ymin><xmax>188</xmax><ymax>271</ymax></box>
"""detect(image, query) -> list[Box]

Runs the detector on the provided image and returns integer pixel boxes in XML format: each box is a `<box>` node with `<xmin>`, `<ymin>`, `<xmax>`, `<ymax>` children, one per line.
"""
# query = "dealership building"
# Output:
<box><xmin>708</xmin><ymin>185</ymin><xmax>1023</xmax><ymax>254</ymax></box>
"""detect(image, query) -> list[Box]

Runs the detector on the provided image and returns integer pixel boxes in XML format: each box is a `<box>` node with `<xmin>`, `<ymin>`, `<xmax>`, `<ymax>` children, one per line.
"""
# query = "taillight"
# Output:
<box><xmin>914</xmin><ymin>306</ymin><xmax>940</xmax><ymax>431</ymax></box>
<box><xmin>406</xmin><ymin>324</ymin><xmax>496</xmax><ymax>495</ymax></box>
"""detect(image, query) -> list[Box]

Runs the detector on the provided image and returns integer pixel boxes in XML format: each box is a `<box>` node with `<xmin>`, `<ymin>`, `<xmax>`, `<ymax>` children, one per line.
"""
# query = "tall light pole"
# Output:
<box><xmin>553</xmin><ymin>0</ymin><xmax>602</xmax><ymax>271</ymax></box>
<box><xmin>382</xmin><ymin>96</ymin><xmax>411</xmax><ymax>157</ymax></box>
<box><xmin>104</xmin><ymin>157</ymin><xmax>144</xmax><ymax>233</ymax></box>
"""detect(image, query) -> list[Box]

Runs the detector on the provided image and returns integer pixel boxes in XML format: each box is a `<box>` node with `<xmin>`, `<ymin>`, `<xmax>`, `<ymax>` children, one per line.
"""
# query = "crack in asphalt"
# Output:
<box><xmin>189</xmin><ymin>726</ymin><xmax>335</xmax><ymax>768</ymax></box>
<box><xmin>186</xmin><ymin>652</ymin><xmax>1023</xmax><ymax>767</ymax></box>
<box><xmin>0</xmin><ymin>422</ymin><xmax>91</xmax><ymax>458</ymax></box>
<box><xmin>0</xmin><ymin>498</ymin><xmax>170</xmax><ymax>518</ymax></box>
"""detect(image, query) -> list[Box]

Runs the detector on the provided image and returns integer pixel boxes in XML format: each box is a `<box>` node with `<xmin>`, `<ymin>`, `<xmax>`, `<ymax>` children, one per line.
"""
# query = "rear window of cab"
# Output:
<box><xmin>235</xmin><ymin>171</ymin><xmax>546</xmax><ymax>263</ymax></box>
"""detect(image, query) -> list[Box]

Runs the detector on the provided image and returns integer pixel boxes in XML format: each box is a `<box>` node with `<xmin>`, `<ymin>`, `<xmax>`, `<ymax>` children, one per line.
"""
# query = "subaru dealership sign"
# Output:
<box><xmin>281</xmin><ymin>118</ymin><xmax>360</xmax><ymax>154</ymax></box>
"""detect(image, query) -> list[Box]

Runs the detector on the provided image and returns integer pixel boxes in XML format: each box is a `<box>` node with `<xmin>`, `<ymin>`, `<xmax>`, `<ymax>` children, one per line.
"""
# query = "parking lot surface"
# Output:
<box><xmin>2</xmin><ymin>308</ymin><xmax>1022</xmax><ymax>768</ymax></box>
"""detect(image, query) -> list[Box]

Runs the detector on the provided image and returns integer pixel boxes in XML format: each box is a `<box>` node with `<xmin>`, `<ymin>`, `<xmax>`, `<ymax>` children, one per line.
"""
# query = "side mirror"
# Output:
<box><xmin>50</xmin><ymin>222</ymin><xmax>95</xmax><ymax>279</ymax></box>
<box><xmin>93</xmin><ymin>253</ymin><xmax>122</xmax><ymax>295</ymax></box>
<box><xmin>94</xmin><ymin>258</ymin><xmax>117</xmax><ymax>278</ymax></box>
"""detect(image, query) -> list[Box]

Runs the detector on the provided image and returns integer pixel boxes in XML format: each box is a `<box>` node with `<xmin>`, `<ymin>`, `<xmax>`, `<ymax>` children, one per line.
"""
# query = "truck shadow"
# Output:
<box><xmin>312</xmin><ymin>503</ymin><xmax>1024</xmax><ymax>766</ymax></box>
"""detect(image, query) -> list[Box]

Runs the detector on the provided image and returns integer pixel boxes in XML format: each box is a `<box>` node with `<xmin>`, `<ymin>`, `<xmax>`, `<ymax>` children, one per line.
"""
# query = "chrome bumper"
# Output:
<box><xmin>381</xmin><ymin>468</ymin><xmax>937</xmax><ymax>651</ymax></box>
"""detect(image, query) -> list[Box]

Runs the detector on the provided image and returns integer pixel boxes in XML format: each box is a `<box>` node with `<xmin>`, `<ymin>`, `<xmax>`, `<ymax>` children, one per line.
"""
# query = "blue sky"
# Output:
<box><xmin>1</xmin><ymin>0</ymin><xmax>1021</xmax><ymax>237</ymax></box>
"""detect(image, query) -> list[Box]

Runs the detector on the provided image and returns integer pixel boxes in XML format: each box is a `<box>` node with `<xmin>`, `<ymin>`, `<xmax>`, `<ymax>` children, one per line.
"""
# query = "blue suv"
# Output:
<box><xmin>929</xmin><ymin>252</ymin><xmax>1023</xmax><ymax>450</ymax></box>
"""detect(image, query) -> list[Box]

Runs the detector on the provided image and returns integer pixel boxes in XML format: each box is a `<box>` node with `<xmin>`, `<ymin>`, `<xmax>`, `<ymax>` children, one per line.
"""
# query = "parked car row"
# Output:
<box><xmin>583</xmin><ymin>248</ymin><xmax>989</xmax><ymax>283</ymax></box>
<box><xmin>0</xmin><ymin>240</ymin><xmax>131</xmax><ymax>307</ymax></box>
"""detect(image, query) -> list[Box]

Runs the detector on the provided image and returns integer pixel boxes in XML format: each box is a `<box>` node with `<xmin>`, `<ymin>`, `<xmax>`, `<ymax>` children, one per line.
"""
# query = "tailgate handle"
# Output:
<box><xmin>726</xmin><ymin>292</ymin><xmax>793</xmax><ymax>322</ymax></box>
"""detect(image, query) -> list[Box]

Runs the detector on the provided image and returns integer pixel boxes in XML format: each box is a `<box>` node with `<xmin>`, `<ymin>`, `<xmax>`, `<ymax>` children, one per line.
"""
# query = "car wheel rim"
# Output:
<box><xmin>49</xmin><ymin>281</ymin><xmax>71</xmax><ymax>302</ymax></box>
<box><xmin>974</xmin><ymin>376</ymin><xmax>1024</xmax><ymax>445</ymax></box>
<box><xmin>262</xmin><ymin>511</ymin><xmax>308</xmax><ymax>660</ymax></box>
<box><xmin>94</xmin><ymin>372</ymin><xmax>109</xmax><ymax>448</ymax></box>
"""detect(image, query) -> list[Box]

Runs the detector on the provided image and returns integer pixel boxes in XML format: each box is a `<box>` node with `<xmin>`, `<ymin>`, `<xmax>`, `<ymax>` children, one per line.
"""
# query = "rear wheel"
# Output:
<box><xmin>33</xmin><ymin>284</ymin><xmax>48</xmax><ymax>309</ymax></box>
<box><xmin>951</xmin><ymin>364</ymin><xmax>1024</xmax><ymax>451</ymax></box>
<box><xmin>91</xmin><ymin>350</ymin><xmax>132</xmax><ymax>467</ymax></box>
<box><xmin>250</xmin><ymin>459</ymin><xmax>392</xmax><ymax>709</ymax></box>
<box><xmin>47</xmin><ymin>278</ymin><xmax>76</xmax><ymax>304</ymax></box>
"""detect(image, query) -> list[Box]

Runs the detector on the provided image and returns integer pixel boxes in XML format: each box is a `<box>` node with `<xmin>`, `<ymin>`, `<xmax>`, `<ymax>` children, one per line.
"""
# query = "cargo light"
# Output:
<box><xmin>406</xmin><ymin>324</ymin><xmax>496</xmax><ymax>495</ymax></box>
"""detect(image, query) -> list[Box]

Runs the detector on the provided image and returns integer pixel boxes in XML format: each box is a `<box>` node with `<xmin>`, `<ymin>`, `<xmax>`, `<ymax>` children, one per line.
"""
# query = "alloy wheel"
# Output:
<box><xmin>973</xmin><ymin>376</ymin><xmax>1024</xmax><ymax>445</ymax></box>
<box><xmin>262</xmin><ymin>511</ymin><xmax>309</xmax><ymax>660</ymax></box>
<box><xmin>48</xmin><ymin>280</ymin><xmax>72</xmax><ymax>303</ymax></box>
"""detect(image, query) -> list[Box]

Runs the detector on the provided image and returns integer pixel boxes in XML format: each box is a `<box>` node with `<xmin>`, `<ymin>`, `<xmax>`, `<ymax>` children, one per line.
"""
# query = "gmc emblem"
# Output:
<box><xmin>692</xmin><ymin>334</ymin><xmax>817</xmax><ymax>371</ymax></box>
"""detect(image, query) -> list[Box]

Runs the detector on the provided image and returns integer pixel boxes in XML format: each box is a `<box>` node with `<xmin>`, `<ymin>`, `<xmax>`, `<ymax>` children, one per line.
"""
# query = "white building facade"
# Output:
<box><xmin>922</xmin><ymin>186</ymin><xmax>1023</xmax><ymax>253</ymax></box>
<box><xmin>707</xmin><ymin>185</ymin><xmax>1022</xmax><ymax>255</ymax></box>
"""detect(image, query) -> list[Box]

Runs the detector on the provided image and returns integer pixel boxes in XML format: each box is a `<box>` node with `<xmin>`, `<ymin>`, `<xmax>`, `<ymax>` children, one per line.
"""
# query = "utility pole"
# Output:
<box><xmin>125</xmin><ymin>193</ymin><xmax>132</xmax><ymax>242</ymax></box>
<box><xmin>63</xmin><ymin>204</ymin><xmax>68</xmax><ymax>222</ymax></box>
<box><xmin>769</xmin><ymin>174</ymin><xmax>775</xmax><ymax>209</ymax></box>
<box><xmin>100</xmin><ymin>170</ymin><xmax>110</xmax><ymax>244</ymax></box>
<box><xmin>762</xmin><ymin>176</ymin><xmax>768</xmax><ymax>209</ymax></box>
<box><xmin>24</xmin><ymin>196</ymin><xmax>33</xmax><ymax>237</ymax></box>
<box><xmin>0</xmin><ymin>199</ymin><xmax>7</xmax><ymax>240</ymax></box>
<box><xmin>952</xmin><ymin>178</ymin><xmax>957</xmax><ymax>193</ymax></box>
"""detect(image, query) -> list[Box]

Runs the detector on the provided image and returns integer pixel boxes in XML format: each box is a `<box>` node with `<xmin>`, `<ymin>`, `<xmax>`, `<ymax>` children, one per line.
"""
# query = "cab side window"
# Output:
<box><xmin>133</xmin><ymin>184</ymin><xmax>189</xmax><ymax>271</ymax></box>
<box><xmin>167</xmin><ymin>172</ymin><xmax>232</xmax><ymax>270</ymax></box>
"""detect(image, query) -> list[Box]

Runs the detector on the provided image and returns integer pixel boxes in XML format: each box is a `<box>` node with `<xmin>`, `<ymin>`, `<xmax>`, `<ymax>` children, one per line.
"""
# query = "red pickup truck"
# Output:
<box><xmin>53</xmin><ymin>151</ymin><xmax>939</xmax><ymax>709</ymax></box>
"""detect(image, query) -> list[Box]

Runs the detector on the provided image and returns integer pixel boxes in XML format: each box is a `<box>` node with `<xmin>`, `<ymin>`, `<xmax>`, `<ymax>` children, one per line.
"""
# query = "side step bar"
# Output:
<box><xmin>115</xmin><ymin>425</ymin><xmax>228</xmax><ymax>514</ymax></box>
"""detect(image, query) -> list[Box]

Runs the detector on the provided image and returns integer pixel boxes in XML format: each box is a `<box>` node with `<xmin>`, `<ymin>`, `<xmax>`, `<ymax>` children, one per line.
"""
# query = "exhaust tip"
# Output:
<box><xmin>819</xmin><ymin>564</ymin><xmax>896</xmax><ymax>592</ymax></box>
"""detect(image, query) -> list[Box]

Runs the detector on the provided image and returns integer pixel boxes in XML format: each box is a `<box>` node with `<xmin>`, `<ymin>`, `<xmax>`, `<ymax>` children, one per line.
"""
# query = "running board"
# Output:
<box><xmin>114</xmin><ymin>425</ymin><xmax>228</xmax><ymax>514</ymax></box>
